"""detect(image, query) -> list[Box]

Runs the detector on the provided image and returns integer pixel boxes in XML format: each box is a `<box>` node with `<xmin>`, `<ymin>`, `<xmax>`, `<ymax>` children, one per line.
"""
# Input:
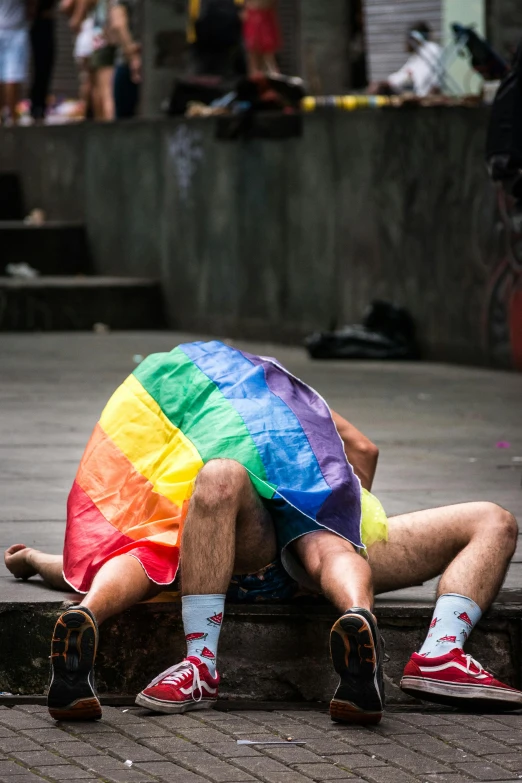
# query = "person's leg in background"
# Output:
<box><xmin>30</xmin><ymin>16</ymin><xmax>56</xmax><ymax>122</ymax></box>
<box><xmin>1</xmin><ymin>27</ymin><xmax>29</xmax><ymax>123</ymax></box>
<box><xmin>113</xmin><ymin>62</ymin><xmax>138</xmax><ymax>119</ymax></box>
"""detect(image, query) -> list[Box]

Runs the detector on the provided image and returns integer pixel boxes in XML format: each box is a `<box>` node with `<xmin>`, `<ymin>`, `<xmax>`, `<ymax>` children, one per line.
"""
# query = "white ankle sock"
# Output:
<box><xmin>182</xmin><ymin>594</ymin><xmax>225</xmax><ymax>676</ymax></box>
<box><xmin>418</xmin><ymin>593</ymin><xmax>482</xmax><ymax>657</ymax></box>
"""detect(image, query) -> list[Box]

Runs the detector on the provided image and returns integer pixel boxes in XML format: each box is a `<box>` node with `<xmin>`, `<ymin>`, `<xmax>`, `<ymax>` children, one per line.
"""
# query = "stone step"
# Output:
<box><xmin>0</xmin><ymin>221</ymin><xmax>92</xmax><ymax>276</ymax></box>
<box><xmin>0</xmin><ymin>581</ymin><xmax>520</xmax><ymax>705</ymax></box>
<box><xmin>0</xmin><ymin>173</ymin><xmax>24</xmax><ymax>220</ymax></box>
<box><xmin>0</xmin><ymin>276</ymin><xmax>166</xmax><ymax>331</ymax></box>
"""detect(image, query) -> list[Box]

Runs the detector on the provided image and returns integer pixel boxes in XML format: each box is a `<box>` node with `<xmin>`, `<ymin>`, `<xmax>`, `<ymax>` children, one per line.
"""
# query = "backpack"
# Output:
<box><xmin>195</xmin><ymin>0</ymin><xmax>242</xmax><ymax>51</ymax></box>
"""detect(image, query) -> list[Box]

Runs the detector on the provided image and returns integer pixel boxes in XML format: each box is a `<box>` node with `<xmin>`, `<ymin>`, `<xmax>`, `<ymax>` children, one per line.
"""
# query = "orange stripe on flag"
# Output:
<box><xmin>76</xmin><ymin>423</ymin><xmax>188</xmax><ymax>545</ymax></box>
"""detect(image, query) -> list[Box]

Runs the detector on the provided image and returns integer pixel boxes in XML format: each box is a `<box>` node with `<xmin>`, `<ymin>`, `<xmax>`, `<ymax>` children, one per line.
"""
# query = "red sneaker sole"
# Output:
<box><xmin>401</xmin><ymin>676</ymin><xmax>522</xmax><ymax>710</ymax></box>
<box><xmin>135</xmin><ymin>692</ymin><xmax>217</xmax><ymax>714</ymax></box>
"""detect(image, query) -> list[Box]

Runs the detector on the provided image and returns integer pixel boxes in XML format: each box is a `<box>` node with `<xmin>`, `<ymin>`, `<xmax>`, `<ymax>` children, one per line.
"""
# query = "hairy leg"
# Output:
<box><xmin>369</xmin><ymin>502</ymin><xmax>518</xmax><ymax>609</ymax></box>
<box><xmin>5</xmin><ymin>544</ymin><xmax>67</xmax><ymax>590</ymax></box>
<box><xmin>181</xmin><ymin>459</ymin><xmax>277</xmax><ymax>595</ymax></box>
<box><xmin>291</xmin><ymin>531</ymin><xmax>374</xmax><ymax>613</ymax></box>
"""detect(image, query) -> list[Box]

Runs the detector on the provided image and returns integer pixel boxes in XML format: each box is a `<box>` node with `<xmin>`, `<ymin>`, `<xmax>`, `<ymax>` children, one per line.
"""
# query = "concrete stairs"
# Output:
<box><xmin>0</xmin><ymin>172</ymin><xmax>165</xmax><ymax>331</ymax></box>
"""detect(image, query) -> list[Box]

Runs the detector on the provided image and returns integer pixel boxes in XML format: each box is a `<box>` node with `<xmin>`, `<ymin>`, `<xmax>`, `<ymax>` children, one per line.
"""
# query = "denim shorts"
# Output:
<box><xmin>0</xmin><ymin>28</ymin><xmax>29</xmax><ymax>83</ymax></box>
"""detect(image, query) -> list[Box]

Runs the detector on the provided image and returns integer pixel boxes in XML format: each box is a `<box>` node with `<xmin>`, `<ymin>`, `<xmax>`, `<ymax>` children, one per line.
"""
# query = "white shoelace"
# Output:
<box><xmin>146</xmin><ymin>660</ymin><xmax>203</xmax><ymax>702</ymax></box>
<box><xmin>464</xmin><ymin>654</ymin><xmax>486</xmax><ymax>676</ymax></box>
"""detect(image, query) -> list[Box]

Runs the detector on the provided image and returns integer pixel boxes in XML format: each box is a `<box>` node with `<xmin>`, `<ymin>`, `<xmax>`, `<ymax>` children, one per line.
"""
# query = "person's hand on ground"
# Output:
<box><xmin>4</xmin><ymin>544</ymin><xmax>38</xmax><ymax>580</ymax></box>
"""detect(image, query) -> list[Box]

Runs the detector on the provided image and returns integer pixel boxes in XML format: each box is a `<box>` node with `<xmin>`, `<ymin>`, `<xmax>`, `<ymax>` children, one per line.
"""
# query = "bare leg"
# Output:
<box><xmin>82</xmin><ymin>554</ymin><xmax>160</xmax><ymax>625</ymax></box>
<box><xmin>3</xmin><ymin>82</ymin><xmax>20</xmax><ymax>121</ymax></box>
<box><xmin>369</xmin><ymin>502</ymin><xmax>518</xmax><ymax>609</ymax></box>
<box><xmin>263</xmin><ymin>53</ymin><xmax>280</xmax><ymax>75</ymax></box>
<box><xmin>291</xmin><ymin>531</ymin><xmax>374</xmax><ymax>613</ymax></box>
<box><xmin>181</xmin><ymin>459</ymin><xmax>277</xmax><ymax>595</ymax></box>
<box><xmin>96</xmin><ymin>66</ymin><xmax>114</xmax><ymax>120</ymax></box>
<box><xmin>5</xmin><ymin>545</ymin><xmax>68</xmax><ymax>590</ymax></box>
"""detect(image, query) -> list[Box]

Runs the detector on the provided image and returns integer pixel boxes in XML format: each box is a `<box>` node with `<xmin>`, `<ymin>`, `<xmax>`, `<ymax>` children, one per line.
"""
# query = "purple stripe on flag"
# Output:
<box><xmin>240</xmin><ymin>350</ymin><xmax>362</xmax><ymax>546</ymax></box>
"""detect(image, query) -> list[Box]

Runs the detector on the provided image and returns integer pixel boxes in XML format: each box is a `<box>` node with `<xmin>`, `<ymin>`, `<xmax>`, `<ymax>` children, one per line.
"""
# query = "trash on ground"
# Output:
<box><xmin>496</xmin><ymin>441</ymin><xmax>511</xmax><ymax>449</ymax></box>
<box><xmin>133</xmin><ymin>354</ymin><xmax>144</xmax><ymax>364</ymax></box>
<box><xmin>5</xmin><ymin>262</ymin><xmax>40</xmax><ymax>279</ymax></box>
<box><xmin>305</xmin><ymin>301</ymin><xmax>420</xmax><ymax>360</ymax></box>
<box><xmin>124</xmin><ymin>760</ymin><xmax>133</xmax><ymax>767</ymax></box>
<box><xmin>237</xmin><ymin>739</ymin><xmax>306</xmax><ymax>745</ymax></box>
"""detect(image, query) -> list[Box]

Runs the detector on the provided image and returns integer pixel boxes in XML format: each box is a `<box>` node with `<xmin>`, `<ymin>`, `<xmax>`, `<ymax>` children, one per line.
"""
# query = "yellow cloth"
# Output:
<box><xmin>361</xmin><ymin>488</ymin><xmax>388</xmax><ymax>548</ymax></box>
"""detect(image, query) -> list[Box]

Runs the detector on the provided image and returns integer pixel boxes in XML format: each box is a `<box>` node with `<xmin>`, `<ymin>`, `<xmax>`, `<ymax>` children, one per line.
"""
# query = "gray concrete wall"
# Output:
<box><xmin>1</xmin><ymin>109</ymin><xmax>519</xmax><ymax>369</ymax></box>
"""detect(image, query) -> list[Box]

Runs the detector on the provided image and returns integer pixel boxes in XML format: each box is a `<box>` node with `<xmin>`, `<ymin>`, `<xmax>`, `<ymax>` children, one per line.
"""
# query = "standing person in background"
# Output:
<box><xmin>74</xmin><ymin>13</ymin><xmax>95</xmax><ymax>118</ymax></box>
<box><xmin>0</xmin><ymin>0</ymin><xmax>31</xmax><ymax>124</ymax></box>
<box><xmin>29</xmin><ymin>0</ymin><xmax>57</xmax><ymax>122</ymax></box>
<box><xmin>243</xmin><ymin>0</ymin><xmax>281</xmax><ymax>77</ymax></box>
<box><xmin>90</xmin><ymin>0</ymin><xmax>115</xmax><ymax>119</ymax></box>
<box><xmin>109</xmin><ymin>0</ymin><xmax>140</xmax><ymax>118</ymax></box>
<box><xmin>187</xmin><ymin>0</ymin><xmax>245</xmax><ymax>78</ymax></box>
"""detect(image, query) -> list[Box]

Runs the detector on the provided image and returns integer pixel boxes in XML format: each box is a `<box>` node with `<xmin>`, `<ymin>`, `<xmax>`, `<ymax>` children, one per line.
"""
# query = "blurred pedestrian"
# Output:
<box><xmin>90</xmin><ymin>0</ymin><xmax>115</xmax><ymax>119</ymax></box>
<box><xmin>30</xmin><ymin>0</ymin><xmax>57</xmax><ymax>122</ymax></box>
<box><xmin>369</xmin><ymin>21</ymin><xmax>443</xmax><ymax>97</ymax></box>
<box><xmin>243</xmin><ymin>0</ymin><xmax>281</xmax><ymax>78</ymax></box>
<box><xmin>188</xmin><ymin>0</ymin><xmax>245</xmax><ymax>78</ymax></box>
<box><xmin>109</xmin><ymin>0</ymin><xmax>140</xmax><ymax>118</ymax></box>
<box><xmin>0</xmin><ymin>0</ymin><xmax>30</xmax><ymax>124</ymax></box>
<box><xmin>73</xmin><ymin>14</ymin><xmax>94</xmax><ymax>117</ymax></box>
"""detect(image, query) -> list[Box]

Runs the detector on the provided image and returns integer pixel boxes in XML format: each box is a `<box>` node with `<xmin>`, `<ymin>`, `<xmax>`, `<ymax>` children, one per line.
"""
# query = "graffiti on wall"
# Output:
<box><xmin>483</xmin><ymin>187</ymin><xmax>522</xmax><ymax>370</ymax></box>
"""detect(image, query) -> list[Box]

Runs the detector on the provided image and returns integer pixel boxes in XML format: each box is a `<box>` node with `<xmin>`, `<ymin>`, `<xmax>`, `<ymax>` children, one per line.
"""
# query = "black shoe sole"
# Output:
<box><xmin>330</xmin><ymin>611</ymin><xmax>383</xmax><ymax>725</ymax></box>
<box><xmin>47</xmin><ymin>608</ymin><xmax>101</xmax><ymax>721</ymax></box>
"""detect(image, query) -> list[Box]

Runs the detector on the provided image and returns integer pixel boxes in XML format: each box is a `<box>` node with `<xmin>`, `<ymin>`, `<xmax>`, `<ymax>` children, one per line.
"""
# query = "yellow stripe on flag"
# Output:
<box><xmin>99</xmin><ymin>374</ymin><xmax>203</xmax><ymax>510</ymax></box>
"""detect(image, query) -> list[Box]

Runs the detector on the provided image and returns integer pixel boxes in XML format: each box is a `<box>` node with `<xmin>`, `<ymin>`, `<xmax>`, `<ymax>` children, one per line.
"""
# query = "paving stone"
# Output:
<box><xmin>61</xmin><ymin>722</ymin><xmax>117</xmax><ymax>735</ymax></box>
<box><xmin>171</xmin><ymin>750</ymin><xmax>256</xmax><ymax>781</ymax></box>
<box><xmin>141</xmin><ymin>736</ymin><xmax>200</xmax><ymax>754</ymax></box>
<box><xmin>147</xmin><ymin>714</ymin><xmax>211</xmax><ymax>731</ymax></box>
<box><xmin>453</xmin><ymin>761</ymin><xmax>518</xmax><ymax>780</ymax></box>
<box><xmin>398</xmin><ymin>734</ymin><xmax>472</xmax><ymax>763</ymax></box>
<box><xmin>33</xmin><ymin>766</ymin><xmax>95</xmax><ymax>779</ymax></box>
<box><xmin>179</xmin><ymin>728</ymin><xmax>254</xmax><ymax>745</ymax></box>
<box><xmin>483</xmin><ymin>754</ymin><xmax>522</xmax><ymax>772</ymax></box>
<box><xmin>108</xmin><ymin>743</ymin><xmax>165</xmax><ymax>763</ymax></box>
<box><xmin>355</xmin><ymin>768</ymin><xmax>420</xmax><ymax>783</ymax></box>
<box><xmin>427</xmin><ymin>726</ymin><xmax>483</xmax><ymax>742</ymax></box>
<box><xmin>9</xmin><ymin>749</ymin><xmax>70</xmax><ymax>767</ymax></box>
<box><xmin>96</xmin><ymin>771</ymin><xmax>156</xmax><ymax>783</ymax></box>
<box><xmin>44</xmin><ymin>741</ymin><xmax>108</xmax><ymax>758</ymax></box>
<box><xmin>454</xmin><ymin>717</ymin><xmax>510</xmax><ymax>732</ymax></box>
<box><xmin>118</xmin><ymin>723</ymin><xmax>175</xmax><ymax>740</ymax></box>
<box><xmin>485</xmin><ymin>731</ymin><xmax>522</xmax><ymax>746</ymax></box>
<box><xmin>329</xmin><ymin>754</ymin><xmax>388</xmax><ymax>769</ymax></box>
<box><xmin>232</xmin><ymin>756</ymin><xmax>315</xmax><ymax>783</ymax></box>
<box><xmin>393</xmin><ymin>713</ymin><xmax>451</xmax><ymax>727</ymax></box>
<box><xmin>0</xmin><ymin>727</ymin><xmax>18</xmax><ymax>738</ymax></box>
<box><xmin>78</xmin><ymin>755</ymin><xmax>139</xmax><ymax>772</ymax></box>
<box><xmin>133</xmin><ymin>760</ymin><xmax>207</xmax><ymax>780</ymax></box>
<box><xmin>101</xmin><ymin>709</ymin><xmax>149</xmax><ymax>725</ymax></box>
<box><xmin>423</xmin><ymin>775</ymin><xmax>480</xmax><ymax>783</ymax></box>
<box><xmin>447</xmin><ymin>736</ymin><xmax>521</xmax><ymax>757</ymax></box>
<box><xmin>301</xmin><ymin>739</ymin><xmax>362</xmax><ymax>755</ymax></box>
<box><xmin>0</xmin><ymin>760</ymin><xmax>43</xmax><ymax>776</ymax></box>
<box><xmin>260</xmin><ymin>746</ymin><xmax>326</xmax><ymax>764</ymax></box>
<box><xmin>21</xmin><ymin>728</ymin><xmax>81</xmax><ymax>743</ymax></box>
<box><xmin>0</xmin><ymin>776</ymin><xmax>63</xmax><ymax>783</ymax></box>
<box><xmin>0</xmin><ymin>712</ymin><xmax>50</xmax><ymax>731</ymax></box>
<box><xmin>364</xmin><ymin>743</ymin><xmax>450</xmax><ymax>774</ymax></box>
<box><xmin>292</xmin><ymin>763</ymin><xmax>358</xmax><ymax>780</ymax></box>
<box><xmin>0</xmin><ymin>737</ymin><xmax>42</xmax><ymax>753</ymax></box>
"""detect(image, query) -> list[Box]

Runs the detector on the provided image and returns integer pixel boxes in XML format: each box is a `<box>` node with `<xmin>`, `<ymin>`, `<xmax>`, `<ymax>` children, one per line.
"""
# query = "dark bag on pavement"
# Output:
<box><xmin>195</xmin><ymin>0</ymin><xmax>242</xmax><ymax>51</ymax></box>
<box><xmin>304</xmin><ymin>301</ymin><xmax>420</xmax><ymax>360</ymax></box>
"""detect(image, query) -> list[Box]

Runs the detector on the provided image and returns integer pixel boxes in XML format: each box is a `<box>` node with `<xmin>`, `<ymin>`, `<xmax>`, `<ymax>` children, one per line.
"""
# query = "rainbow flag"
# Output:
<box><xmin>63</xmin><ymin>341</ymin><xmax>362</xmax><ymax>593</ymax></box>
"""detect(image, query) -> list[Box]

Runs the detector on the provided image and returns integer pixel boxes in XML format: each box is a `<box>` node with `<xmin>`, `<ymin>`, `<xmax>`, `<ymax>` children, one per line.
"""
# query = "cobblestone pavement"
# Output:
<box><xmin>0</xmin><ymin>705</ymin><xmax>520</xmax><ymax>783</ymax></box>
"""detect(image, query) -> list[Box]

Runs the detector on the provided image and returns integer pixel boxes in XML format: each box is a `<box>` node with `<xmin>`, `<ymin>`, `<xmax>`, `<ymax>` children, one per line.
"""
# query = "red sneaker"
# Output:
<box><xmin>135</xmin><ymin>656</ymin><xmax>220</xmax><ymax>714</ymax></box>
<box><xmin>401</xmin><ymin>648</ymin><xmax>522</xmax><ymax>710</ymax></box>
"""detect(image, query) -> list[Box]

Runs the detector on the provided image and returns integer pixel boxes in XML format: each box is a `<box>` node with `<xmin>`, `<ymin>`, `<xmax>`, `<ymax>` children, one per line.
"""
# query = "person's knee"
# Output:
<box><xmin>476</xmin><ymin>502</ymin><xmax>518</xmax><ymax>555</ymax></box>
<box><xmin>193</xmin><ymin>459</ymin><xmax>249</xmax><ymax>511</ymax></box>
<box><xmin>294</xmin><ymin>531</ymin><xmax>356</xmax><ymax>582</ymax></box>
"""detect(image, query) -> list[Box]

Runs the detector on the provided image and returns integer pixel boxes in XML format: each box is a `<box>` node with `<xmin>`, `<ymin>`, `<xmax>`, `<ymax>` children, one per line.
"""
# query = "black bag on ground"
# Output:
<box><xmin>304</xmin><ymin>301</ymin><xmax>420</xmax><ymax>360</ymax></box>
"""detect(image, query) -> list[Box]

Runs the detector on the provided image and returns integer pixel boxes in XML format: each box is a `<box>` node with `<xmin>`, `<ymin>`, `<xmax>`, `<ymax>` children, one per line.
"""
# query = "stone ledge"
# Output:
<box><xmin>0</xmin><ymin>580</ymin><xmax>520</xmax><ymax>705</ymax></box>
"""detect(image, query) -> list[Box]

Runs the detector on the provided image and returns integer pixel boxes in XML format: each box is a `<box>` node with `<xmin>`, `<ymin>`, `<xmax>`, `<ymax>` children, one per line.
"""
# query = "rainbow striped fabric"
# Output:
<box><xmin>63</xmin><ymin>341</ymin><xmax>363</xmax><ymax>593</ymax></box>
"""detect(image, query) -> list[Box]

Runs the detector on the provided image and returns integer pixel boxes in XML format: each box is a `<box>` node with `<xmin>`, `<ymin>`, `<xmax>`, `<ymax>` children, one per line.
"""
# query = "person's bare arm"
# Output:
<box><xmin>109</xmin><ymin>3</ymin><xmax>141</xmax><ymax>82</ymax></box>
<box><xmin>330</xmin><ymin>410</ymin><xmax>379</xmax><ymax>492</ymax></box>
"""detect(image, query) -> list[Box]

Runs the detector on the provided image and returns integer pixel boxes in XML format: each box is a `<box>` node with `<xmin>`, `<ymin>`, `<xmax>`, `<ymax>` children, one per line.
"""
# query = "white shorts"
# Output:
<box><xmin>0</xmin><ymin>27</ymin><xmax>29</xmax><ymax>83</ymax></box>
<box><xmin>74</xmin><ymin>17</ymin><xmax>95</xmax><ymax>61</ymax></box>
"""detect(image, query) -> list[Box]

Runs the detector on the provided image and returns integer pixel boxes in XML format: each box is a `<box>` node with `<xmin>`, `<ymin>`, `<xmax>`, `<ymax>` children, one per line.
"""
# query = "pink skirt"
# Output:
<box><xmin>243</xmin><ymin>8</ymin><xmax>282</xmax><ymax>54</ymax></box>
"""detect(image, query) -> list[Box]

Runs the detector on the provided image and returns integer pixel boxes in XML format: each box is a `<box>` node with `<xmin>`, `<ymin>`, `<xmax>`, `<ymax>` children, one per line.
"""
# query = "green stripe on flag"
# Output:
<box><xmin>134</xmin><ymin>347</ymin><xmax>276</xmax><ymax>499</ymax></box>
